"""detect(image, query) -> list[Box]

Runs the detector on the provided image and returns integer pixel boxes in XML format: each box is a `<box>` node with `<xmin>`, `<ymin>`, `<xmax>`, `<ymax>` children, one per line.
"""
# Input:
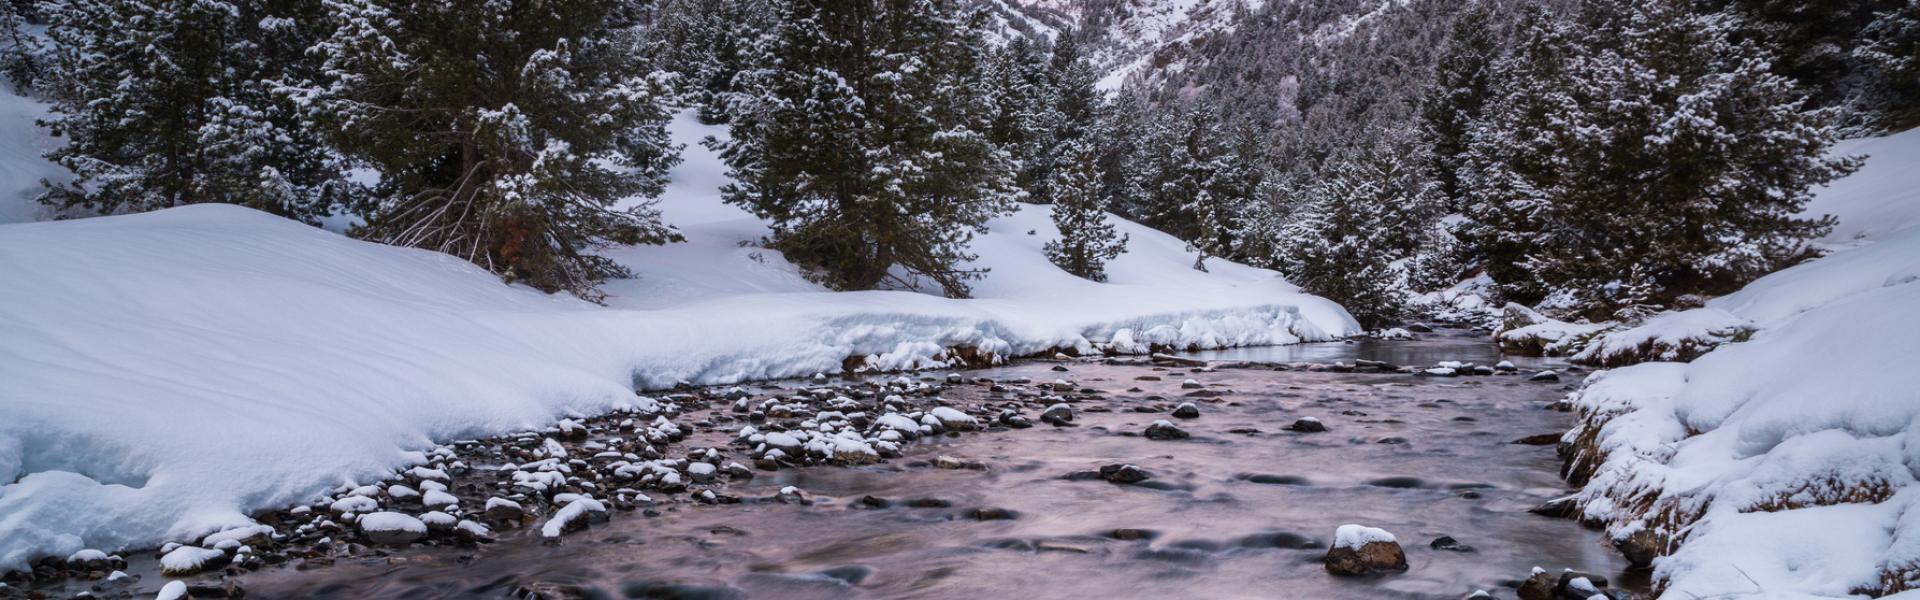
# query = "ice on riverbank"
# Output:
<box><xmin>0</xmin><ymin>113</ymin><xmax>1357</xmax><ymax>569</ymax></box>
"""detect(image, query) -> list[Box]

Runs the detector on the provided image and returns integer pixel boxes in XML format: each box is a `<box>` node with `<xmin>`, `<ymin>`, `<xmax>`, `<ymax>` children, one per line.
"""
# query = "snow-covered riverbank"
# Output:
<box><xmin>1555</xmin><ymin>126</ymin><xmax>1920</xmax><ymax>598</ymax></box>
<box><xmin>0</xmin><ymin>112</ymin><xmax>1357</xmax><ymax>570</ymax></box>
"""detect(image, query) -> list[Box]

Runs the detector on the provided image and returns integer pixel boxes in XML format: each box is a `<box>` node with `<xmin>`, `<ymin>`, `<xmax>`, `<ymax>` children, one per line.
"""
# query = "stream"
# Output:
<box><xmin>44</xmin><ymin>330</ymin><xmax>1643</xmax><ymax>599</ymax></box>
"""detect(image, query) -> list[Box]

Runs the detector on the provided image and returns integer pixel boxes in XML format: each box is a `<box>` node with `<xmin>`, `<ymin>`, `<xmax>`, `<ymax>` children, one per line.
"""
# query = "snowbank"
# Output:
<box><xmin>1804</xmin><ymin>126</ymin><xmax>1920</xmax><ymax>249</ymax></box>
<box><xmin>0</xmin><ymin>112</ymin><xmax>1357</xmax><ymax>569</ymax></box>
<box><xmin>1559</xmin><ymin>150</ymin><xmax>1920</xmax><ymax>596</ymax></box>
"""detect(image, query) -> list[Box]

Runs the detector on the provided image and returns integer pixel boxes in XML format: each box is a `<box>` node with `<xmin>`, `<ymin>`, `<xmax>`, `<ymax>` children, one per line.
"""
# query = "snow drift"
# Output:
<box><xmin>0</xmin><ymin>113</ymin><xmax>1356</xmax><ymax>569</ymax></box>
<box><xmin>1558</xmin><ymin>127</ymin><xmax>1920</xmax><ymax>598</ymax></box>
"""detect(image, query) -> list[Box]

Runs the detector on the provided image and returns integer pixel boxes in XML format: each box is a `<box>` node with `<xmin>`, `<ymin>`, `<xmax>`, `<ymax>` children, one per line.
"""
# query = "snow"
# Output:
<box><xmin>1332</xmin><ymin>524</ymin><xmax>1396</xmax><ymax>549</ymax></box>
<box><xmin>156</xmin><ymin>580</ymin><xmax>188</xmax><ymax>600</ymax></box>
<box><xmin>1804</xmin><ymin>127</ymin><xmax>1920</xmax><ymax>249</ymax></box>
<box><xmin>357</xmin><ymin>512</ymin><xmax>425</xmax><ymax>535</ymax></box>
<box><xmin>0</xmin><ymin>84</ymin><xmax>70</xmax><ymax>225</ymax></box>
<box><xmin>156</xmin><ymin>545</ymin><xmax>223</xmax><ymax>574</ymax></box>
<box><xmin>0</xmin><ymin>110</ymin><xmax>1356</xmax><ymax>569</ymax></box>
<box><xmin>1561</xmin><ymin>135</ymin><xmax>1920</xmax><ymax>596</ymax></box>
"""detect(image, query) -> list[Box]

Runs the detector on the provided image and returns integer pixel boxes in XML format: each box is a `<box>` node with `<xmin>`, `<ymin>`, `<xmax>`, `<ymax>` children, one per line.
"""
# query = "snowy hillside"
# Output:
<box><xmin>1558</xmin><ymin>127</ymin><xmax>1920</xmax><ymax>598</ymax></box>
<box><xmin>0</xmin><ymin>111</ymin><xmax>1357</xmax><ymax>569</ymax></box>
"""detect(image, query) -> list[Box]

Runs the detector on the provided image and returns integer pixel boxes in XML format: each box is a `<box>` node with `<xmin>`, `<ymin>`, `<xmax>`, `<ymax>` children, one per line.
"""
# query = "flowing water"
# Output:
<box><xmin>50</xmin><ymin>332</ymin><xmax>1637</xmax><ymax>599</ymax></box>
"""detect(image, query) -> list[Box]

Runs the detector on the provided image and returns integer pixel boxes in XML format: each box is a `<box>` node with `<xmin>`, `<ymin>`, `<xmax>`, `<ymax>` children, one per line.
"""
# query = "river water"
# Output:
<box><xmin>211</xmin><ymin>331</ymin><xmax>1638</xmax><ymax>599</ymax></box>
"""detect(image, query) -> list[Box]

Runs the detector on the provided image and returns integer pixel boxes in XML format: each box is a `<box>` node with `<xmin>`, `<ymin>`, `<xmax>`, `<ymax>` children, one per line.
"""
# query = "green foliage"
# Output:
<box><xmin>719</xmin><ymin>0</ymin><xmax>1016</xmax><ymax>297</ymax></box>
<box><xmin>38</xmin><ymin>0</ymin><xmax>350</xmax><ymax>222</ymax></box>
<box><xmin>300</xmin><ymin>0</ymin><xmax>682</xmax><ymax>300</ymax></box>
<box><xmin>1044</xmin><ymin>140</ymin><xmax>1128</xmax><ymax>281</ymax></box>
<box><xmin>1459</xmin><ymin>0</ymin><xmax>1858</xmax><ymax>316</ymax></box>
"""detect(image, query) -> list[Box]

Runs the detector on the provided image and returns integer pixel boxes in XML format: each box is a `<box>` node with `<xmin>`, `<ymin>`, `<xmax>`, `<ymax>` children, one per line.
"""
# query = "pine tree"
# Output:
<box><xmin>648</xmin><ymin>0</ymin><xmax>777</xmax><ymax>125</ymax></box>
<box><xmin>0</xmin><ymin>0</ymin><xmax>43</xmax><ymax>88</ymax></box>
<box><xmin>1133</xmin><ymin>105</ymin><xmax>1249</xmax><ymax>266</ymax></box>
<box><xmin>719</xmin><ymin>0</ymin><xmax>1015</xmax><ymax>297</ymax></box>
<box><xmin>1460</xmin><ymin>0</ymin><xmax>1859</xmax><ymax>314</ymax></box>
<box><xmin>1857</xmin><ymin>0</ymin><xmax>1920</xmax><ymax>127</ymax></box>
<box><xmin>1044</xmin><ymin>140</ymin><xmax>1127</xmax><ymax>281</ymax></box>
<box><xmin>1276</xmin><ymin>128</ymin><xmax>1439</xmax><ymax>326</ymax></box>
<box><xmin>37</xmin><ymin>0</ymin><xmax>348</xmax><ymax>221</ymax></box>
<box><xmin>298</xmin><ymin>0</ymin><xmax>683</xmax><ymax>300</ymax></box>
<box><xmin>1277</xmin><ymin>162</ymin><xmax>1407</xmax><ymax>329</ymax></box>
<box><xmin>1421</xmin><ymin>2</ymin><xmax>1505</xmax><ymax>208</ymax></box>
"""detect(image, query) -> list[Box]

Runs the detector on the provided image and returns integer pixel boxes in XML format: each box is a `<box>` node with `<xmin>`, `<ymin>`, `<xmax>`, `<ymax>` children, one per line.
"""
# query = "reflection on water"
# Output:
<box><xmin>236</xmin><ymin>337</ymin><xmax>1630</xmax><ymax>600</ymax></box>
<box><xmin>1182</xmin><ymin>328</ymin><xmax>1569</xmax><ymax>370</ymax></box>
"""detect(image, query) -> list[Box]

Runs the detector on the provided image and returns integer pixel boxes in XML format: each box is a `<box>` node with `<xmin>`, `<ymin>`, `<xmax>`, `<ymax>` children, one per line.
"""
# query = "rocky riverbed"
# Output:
<box><xmin>5</xmin><ymin>332</ymin><xmax>1644</xmax><ymax>600</ymax></box>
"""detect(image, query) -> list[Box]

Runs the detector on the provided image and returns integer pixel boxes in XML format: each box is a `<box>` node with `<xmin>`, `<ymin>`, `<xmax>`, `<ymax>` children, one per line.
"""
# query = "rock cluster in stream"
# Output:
<box><xmin>5</xmin><ymin>351</ymin><xmax>1602</xmax><ymax>600</ymax></box>
<box><xmin>5</xmin><ymin>370</ymin><xmax>1146</xmax><ymax>598</ymax></box>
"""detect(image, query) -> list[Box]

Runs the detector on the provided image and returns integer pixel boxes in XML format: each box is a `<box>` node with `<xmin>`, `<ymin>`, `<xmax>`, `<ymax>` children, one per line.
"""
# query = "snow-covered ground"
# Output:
<box><xmin>0</xmin><ymin>110</ymin><xmax>1357</xmax><ymax>569</ymax></box>
<box><xmin>1559</xmin><ymin>127</ymin><xmax>1920</xmax><ymax>598</ymax></box>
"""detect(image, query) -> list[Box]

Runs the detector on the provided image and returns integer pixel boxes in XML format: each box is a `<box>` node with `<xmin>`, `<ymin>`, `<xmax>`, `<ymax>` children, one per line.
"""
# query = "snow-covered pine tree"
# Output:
<box><xmin>1044</xmin><ymin>139</ymin><xmax>1127</xmax><ymax>282</ymax></box>
<box><xmin>983</xmin><ymin>35</ymin><xmax>1050</xmax><ymax>201</ymax></box>
<box><xmin>719</xmin><ymin>0</ymin><xmax>1015</xmax><ymax>297</ymax></box>
<box><xmin>0</xmin><ymin>1</ymin><xmax>43</xmax><ymax>88</ymax></box>
<box><xmin>1421</xmin><ymin>1</ymin><xmax>1506</xmax><ymax>209</ymax></box>
<box><xmin>1023</xmin><ymin>29</ymin><xmax>1102</xmax><ymax>206</ymax></box>
<box><xmin>298</xmin><ymin>0</ymin><xmax>682</xmax><ymax>300</ymax></box>
<box><xmin>1857</xmin><ymin>0</ymin><xmax>1920</xmax><ymax>127</ymax></box>
<box><xmin>1460</xmin><ymin>0</ymin><xmax>1859</xmax><ymax>315</ymax></box>
<box><xmin>37</xmin><ymin>0</ymin><xmax>347</xmax><ymax>222</ymax></box>
<box><xmin>647</xmin><ymin>0</ymin><xmax>777</xmax><ymax>125</ymax></box>
<box><xmin>1276</xmin><ymin>156</ymin><xmax>1407</xmax><ymax>329</ymax></box>
<box><xmin>1132</xmin><ymin>104</ymin><xmax>1249</xmax><ymax>267</ymax></box>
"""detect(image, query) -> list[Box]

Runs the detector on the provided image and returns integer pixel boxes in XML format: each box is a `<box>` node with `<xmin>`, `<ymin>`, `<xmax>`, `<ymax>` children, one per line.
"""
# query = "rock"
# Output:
<box><xmin>1529</xmin><ymin>495</ymin><xmax>1579</xmax><ymax>518</ymax></box>
<box><xmin>1406</xmin><ymin>323</ymin><xmax>1434</xmax><ymax>333</ymax></box>
<box><xmin>1040</xmin><ymin>403</ymin><xmax>1074</xmax><ymax>426</ymax></box>
<box><xmin>541</xmin><ymin>497</ymin><xmax>607</xmax><ymax>538</ymax></box>
<box><xmin>928</xmin><ymin>406</ymin><xmax>978</xmax><ymax>431</ymax></box>
<box><xmin>1099</xmin><ymin>464</ymin><xmax>1152</xmax><ymax>484</ymax></box>
<box><xmin>1517</xmin><ymin>568</ymin><xmax>1557</xmax><ymax>600</ymax></box>
<box><xmin>157</xmin><ymin>580</ymin><xmax>189</xmax><ymax>600</ymax></box>
<box><xmin>1615</xmin><ymin>529</ymin><xmax>1661</xmax><ymax>569</ymax></box>
<box><xmin>359</xmin><ymin>512</ymin><xmax>428</xmax><ymax>546</ymax></box>
<box><xmin>1181</xmin><ymin>379</ymin><xmax>1203</xmax><ymax>389</ymax></box>
<box><xmin>1144</xmin><ymin>420</ymin><xmax>1189</xmax><ymax>441</ymax></box>
<box><xmin>933</xmin><ymin>455</ymin><xmax>984</xmax><ymax>470</ymax></box>
<box><xmin>1529</xmin><ymin>370</ymin><xmax>1561</xmax><ymax>382</ymax></box>
<box><xmin>485</xmin><ymin>497</ymin><xmax>525</xmax><ymax>524</ymax></box>
<box><xmin>1502</xmin><ymin>303</ymin><xmax>1549</xmax><ymax>333</ymax></box>
<box><xmin>967</xmin><ymin>507</ymin><xmax>1019</xmax><ymax>521</ymax></box>
<box><xmin>1287</xmin><ymin>417</ymin><xmax>1327</xmax><ymax>433</ymax></box>
<box><xmin>159</xmin><ymin>546</ymin><xmax>227</xmax><ymax>576</ymax></box>
<box><xmin>1511</xmin><ymin>433</ymin><xmax>1562</xmax><ymax>445</ymax></box>
<box><xmin>1462</xmin><ymin>591</ymin><xmax>1491</xmax><ymax>600</ymax></box>
<box><xmin>1051</xmin><ymin>365</ymin><xmax>1069</xmax><ymax>372</ymax></box>
<box><xmin>686</xmin><ymin>461</ymin><xmax>717</xmax><ymax>483</ymax></box>
<box><xmin>1323</xmin><ymin>524</ymin><xmax>1408</xmax><ymax>576</ymax></box>
<box><xmin>1170</xmin><ymin>403</ymin><xmax>1200</xmax><ymax>419</ymax></box>
<box><xmin>1108</xmin><ymin>528</ymin><xmax>1157</xmax><ymax>541</ymax></box>
<box><xmin>1429</xmin><ymin>536</ymin><xmax>1474</xmax><ymax>552</ymax></box>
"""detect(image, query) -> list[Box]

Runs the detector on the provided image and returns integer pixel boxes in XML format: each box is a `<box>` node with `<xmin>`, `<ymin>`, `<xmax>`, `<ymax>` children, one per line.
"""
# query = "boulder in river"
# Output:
<box><xmin>1324</xmin><ymin>524</ymin><xmax>1408</xmax><ymax>576</ymax></box>
<box><xmin>1287</xmin><ymin>417</ymin><xmax>1328</xmax><ymax>433</ymax></box>
<box><xmin>1041</xmin><ymin>403</ymin><xmax>1074</xmax><ymax>426</ymax></box>
<box><xmin>1144</xmin><ymin>420</ymin><xmax>1189</xmax><ymax>440</ymax></box>
<box><xmin>1099</xmin><ymin>463</ymin><xmax>1152</xmax><ymax>484</ymax></box>
<box><xmin>1171</xmin><ymin>402</ymin><xmax>1201</xmax><ymax>419</ymax></box>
